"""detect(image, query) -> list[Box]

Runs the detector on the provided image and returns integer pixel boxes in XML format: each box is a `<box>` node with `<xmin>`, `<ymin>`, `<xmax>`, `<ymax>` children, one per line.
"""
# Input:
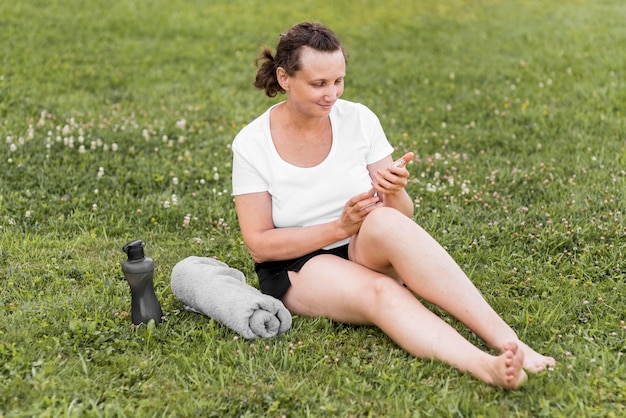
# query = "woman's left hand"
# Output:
<box><xmin>370</xmin><ymin>152</ymin><xmax>413</xmax><ymax>196</ymax></box>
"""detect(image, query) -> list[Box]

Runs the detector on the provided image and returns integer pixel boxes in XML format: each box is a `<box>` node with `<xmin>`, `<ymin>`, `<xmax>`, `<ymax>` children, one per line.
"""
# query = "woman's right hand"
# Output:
<box><xmin>336</xmin><ymin>190</ymin><xmax>381</xmax><ymax>238</ymax></box>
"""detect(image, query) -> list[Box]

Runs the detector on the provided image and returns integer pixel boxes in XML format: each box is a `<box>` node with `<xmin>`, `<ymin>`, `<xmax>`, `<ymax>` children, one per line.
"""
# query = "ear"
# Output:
<box><xmin>276</xmin><ymin>67</ymin><xmax>290</xmax><ymax>91</ymax></box>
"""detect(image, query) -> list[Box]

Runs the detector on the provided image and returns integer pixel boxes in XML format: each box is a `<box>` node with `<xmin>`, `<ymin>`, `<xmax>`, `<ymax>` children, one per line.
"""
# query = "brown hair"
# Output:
<box><xmin>253</xmin><ymin>22</ymin><xmax>346</xmax><ymax>97</ymax></box>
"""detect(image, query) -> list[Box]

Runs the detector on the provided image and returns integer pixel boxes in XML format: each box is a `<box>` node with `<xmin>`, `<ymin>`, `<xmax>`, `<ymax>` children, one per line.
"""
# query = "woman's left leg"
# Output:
<box><xmin>349</xmin><ymin>207</ymin><xmax>555</xmax><ymax>372</ymax></box>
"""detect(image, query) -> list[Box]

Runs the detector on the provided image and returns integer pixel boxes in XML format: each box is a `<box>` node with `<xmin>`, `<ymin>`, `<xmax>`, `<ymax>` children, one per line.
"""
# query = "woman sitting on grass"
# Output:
<box><xmin>231</xmin><ymin>21</ymin><xmax>555</xmax><ymax>389</ymax></box>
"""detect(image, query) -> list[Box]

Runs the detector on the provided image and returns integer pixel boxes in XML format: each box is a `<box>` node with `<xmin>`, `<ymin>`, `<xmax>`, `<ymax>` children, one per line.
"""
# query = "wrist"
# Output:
<box><xmin>333</xmin><ymin>219</ymin><xmax>353</xmax><ymax>242</ymax></box>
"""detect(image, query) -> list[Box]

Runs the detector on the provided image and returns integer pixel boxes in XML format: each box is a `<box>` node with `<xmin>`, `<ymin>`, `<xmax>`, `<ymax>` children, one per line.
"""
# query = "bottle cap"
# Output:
<box><xmin>122</xmin><ymin>239</ymin><xmax>145</xmax><ymax>260</ymax></box>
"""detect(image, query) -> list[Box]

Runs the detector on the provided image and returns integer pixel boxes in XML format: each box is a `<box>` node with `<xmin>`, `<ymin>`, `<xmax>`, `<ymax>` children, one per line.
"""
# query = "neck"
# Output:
<box><xmin>279</xmin><ymin>101</ymin><xmax>330</xmax><ymax>132</ymax></box>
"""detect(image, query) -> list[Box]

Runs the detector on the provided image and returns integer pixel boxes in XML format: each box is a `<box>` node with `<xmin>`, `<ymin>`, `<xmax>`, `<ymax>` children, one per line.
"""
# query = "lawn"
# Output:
<box><xmin>1</xmin><ymin>0</ymin><xmax>625</xmax><ymax>416</ymax></box>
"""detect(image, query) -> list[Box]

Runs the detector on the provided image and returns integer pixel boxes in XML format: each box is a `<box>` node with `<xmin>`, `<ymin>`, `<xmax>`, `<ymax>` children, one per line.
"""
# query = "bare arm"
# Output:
<box><xmin>235</xmin><ymin>190</ymin><xmax>380</xmax><ymax>263</ymax></box>
<box><xmin>368</xmin><ymin>152</ymin><xmax>415</xmax><ymax>218</ymax></box>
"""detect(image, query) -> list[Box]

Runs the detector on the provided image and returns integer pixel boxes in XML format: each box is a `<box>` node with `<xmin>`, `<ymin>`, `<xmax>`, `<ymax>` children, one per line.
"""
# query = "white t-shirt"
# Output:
<box><xmin>232</xmin><ymin>99</ymin><xmax>394</xmax><ymax>249</ymax></box>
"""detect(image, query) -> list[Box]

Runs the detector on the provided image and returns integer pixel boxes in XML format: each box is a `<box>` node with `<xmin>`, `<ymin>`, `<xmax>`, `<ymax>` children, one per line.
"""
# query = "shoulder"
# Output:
<box><xmin>333</xmin><ymin>99</ymin><xmax>372</xmax><ymax>114</ymax></box>
<box><xmin>235</xmin><ymin>107</ymin><xmax>271</xmax><ymax>138</ymax></box>
<box><xmin>332</xmin><ymin>99</ymin><xmax>379</xmax><ymax>121</ymax></box>
<box><xmin>232</xmin><ymin>105</ymin><xmax>275</xmax><ymax>151</ymax></box>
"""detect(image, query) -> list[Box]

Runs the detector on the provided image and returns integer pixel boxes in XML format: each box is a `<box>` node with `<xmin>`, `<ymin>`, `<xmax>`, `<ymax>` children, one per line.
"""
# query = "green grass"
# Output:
<box><xmin>1</xmin><ymin>0</ymin><xmax>625</xmax><ymax>416</ymax></box>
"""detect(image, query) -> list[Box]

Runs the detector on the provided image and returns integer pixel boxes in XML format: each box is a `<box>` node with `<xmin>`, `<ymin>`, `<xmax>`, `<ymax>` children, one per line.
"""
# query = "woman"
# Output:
<box><xmin>231</xmin><ymin>21</ymin><xmax>555</xmax><ymax>389</ymax></box>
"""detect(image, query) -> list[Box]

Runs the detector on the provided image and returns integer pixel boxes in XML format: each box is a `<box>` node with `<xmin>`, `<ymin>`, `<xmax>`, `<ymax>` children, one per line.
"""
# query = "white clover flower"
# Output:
<box><xmin>112</xmin><ymin>143</ymin><xmax>118</xmax><ymax>151</ymax></box>
<box><xmin>163</xmin><ymin>201</ymin><xmax>170</xmax><ymax>209</ymax></box>
<box><xmin>172</xmin><ymin>177</ymin><xmax>179</xmax><ymax>185</ymax></box>
<box><xmin>92</xmin><ymin>204</ymin><xmax>98</xmax><ymax>211</ymax></box>
<box><xmin>97</xmin><ymin>167</ymin><xmax>104</xmax><ymax>178</ymax></box>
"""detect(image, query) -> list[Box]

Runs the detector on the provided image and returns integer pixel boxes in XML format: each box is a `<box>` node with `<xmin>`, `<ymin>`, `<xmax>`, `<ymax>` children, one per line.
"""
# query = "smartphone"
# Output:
<box><xmin>391</xmin><ymin>156</ymin><xmax>410</xmax><ymax>168</ymax></box>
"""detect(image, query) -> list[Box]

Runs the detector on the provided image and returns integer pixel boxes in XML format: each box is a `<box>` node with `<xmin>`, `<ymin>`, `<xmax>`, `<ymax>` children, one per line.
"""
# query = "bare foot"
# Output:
<box><xmin>487</xmin><ymin>341</ymin><xmax>527</xmax><ymax>390</ymax></box>
<box><xmin>517</xmin><ymin>341</ymin><xmax>556</xmax><ymax>372</ymax></box>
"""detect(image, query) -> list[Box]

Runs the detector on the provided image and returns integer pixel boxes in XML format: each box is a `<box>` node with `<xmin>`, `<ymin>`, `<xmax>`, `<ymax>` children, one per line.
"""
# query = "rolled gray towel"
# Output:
<box><xmin>170</xmin><ymin>256</ymin><xmax>291</xmax><ymax>339</ymax></box>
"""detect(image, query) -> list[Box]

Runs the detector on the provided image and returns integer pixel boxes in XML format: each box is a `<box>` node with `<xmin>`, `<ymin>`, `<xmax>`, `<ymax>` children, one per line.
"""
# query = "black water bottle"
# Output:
<box><xmin>122</xmin><ymin>240</ymin><xmax>163</xmax><ymax>325</ymax></box>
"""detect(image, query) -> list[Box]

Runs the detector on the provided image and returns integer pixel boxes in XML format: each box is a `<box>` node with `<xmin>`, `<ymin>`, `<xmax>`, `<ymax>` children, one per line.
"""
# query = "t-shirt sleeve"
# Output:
<box><xmin>231</xmin><ymin>134</ymin><xmax>269</xmax><ymax>196</ymax></box>
<box><xmin>360</xmin><ymin>104</ymin><xmax>394</xmax><ymax>164</ymax></box>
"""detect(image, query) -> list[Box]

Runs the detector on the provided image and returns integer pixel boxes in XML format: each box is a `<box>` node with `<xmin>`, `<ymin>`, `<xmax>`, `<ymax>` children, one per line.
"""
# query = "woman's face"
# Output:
<box><xmin>279</xmin><ymin>47</ymin><xmax>345</xmax><ymax>119</ymax></box>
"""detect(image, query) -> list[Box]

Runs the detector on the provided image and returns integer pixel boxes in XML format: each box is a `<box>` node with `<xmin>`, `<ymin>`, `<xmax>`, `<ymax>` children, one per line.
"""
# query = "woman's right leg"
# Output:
<box><xmin>349</xmin><ymin>207</ymin><xmax>555</xmax><ymax>373</ymax></box>
<box><xmin>281</xmin><ymin>254</ymin><xmax>527</xmax><ymax>389</ymax></box>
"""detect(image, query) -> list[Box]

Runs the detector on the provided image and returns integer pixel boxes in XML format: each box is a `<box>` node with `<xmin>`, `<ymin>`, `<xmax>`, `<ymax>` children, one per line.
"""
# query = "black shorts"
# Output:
<box><xmin>255</xmin><ymin>244</ymin><xmax>350</xmax><ymax>300</ymax></box>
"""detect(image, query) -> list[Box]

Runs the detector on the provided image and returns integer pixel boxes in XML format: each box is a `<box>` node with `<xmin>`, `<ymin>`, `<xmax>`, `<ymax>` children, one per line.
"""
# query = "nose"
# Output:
<box><xmin>325</xmin><ymin>84</ymin><xmax>342</xmax><ymax>101</ymax></box>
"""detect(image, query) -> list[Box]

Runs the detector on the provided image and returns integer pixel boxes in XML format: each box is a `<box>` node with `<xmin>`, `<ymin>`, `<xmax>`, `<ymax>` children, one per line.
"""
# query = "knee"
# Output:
<box><xmin>360</xmin><ymin>206</ymin><xmax>415</xmax><ymax>240</ymax></box>
<box><xmin>363</xmin><ymin>275</ymin><xmax>405</xmax><ymax>312</ymax></box>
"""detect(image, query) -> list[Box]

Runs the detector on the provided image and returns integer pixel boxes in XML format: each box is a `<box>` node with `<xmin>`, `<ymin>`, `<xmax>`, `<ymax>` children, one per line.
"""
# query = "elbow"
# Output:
<box><xmin>406</xmin><ymin>205</ymin><xmax>415</xmax><ymax>219</ymax></box>
<box><xmin>247</xmin><ymin>242</ymin><xmax>285</xmax><ymax>264</ymax></box>
<box><xmin>244</xmin><ymin>244</ymin><xmax>262</xmax><ymax>263</ymax></box>
<box><xmin>244</xmin><ymin>240</ymin><xmax>268</xmax><ymax>264</ymax></box>
<box><xmin>240</xmin><ymin>230</ymin><xmax>275</xmax><ymax>263</ymax></box>
<box><xmin>248</xmin><ymin>249</ymin><xmax>265</xmax><ymax>264</ymax></box>
<box><xmin>400</xmin><ymin>192</ymin><xmax>414</xmax><ymax>218</ymax></box>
